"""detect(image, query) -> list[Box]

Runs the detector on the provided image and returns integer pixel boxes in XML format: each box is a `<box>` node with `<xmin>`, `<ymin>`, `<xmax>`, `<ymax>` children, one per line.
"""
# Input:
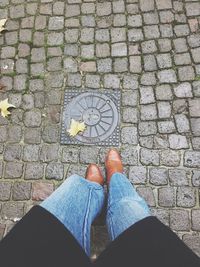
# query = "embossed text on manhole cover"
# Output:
<box><xmin>61</xmin><ymin>89</ymin><xmax>120</xmax><ymax>146</ymax></box>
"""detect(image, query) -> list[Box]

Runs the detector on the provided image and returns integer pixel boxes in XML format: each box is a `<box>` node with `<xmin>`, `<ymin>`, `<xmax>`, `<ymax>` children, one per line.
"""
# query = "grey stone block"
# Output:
<box><xmin>158</xmin><ymin>121</ymin><xmax>175</xmax><ymax>134</ymax></box>
<box><xmin>155</xmin><ymin>85</ymin><xmax>173</xmax><ymax>100</ymax></box>
<box><xmin>139</xmin><ymin>121</ymin><xmax>157</xmax><ymax>136</ymax></box>
<box><xmin>111</xmin><ymin>28</ymin><xmax>126</xmax><ymax>43</ymax></box>
<box><xmin>48</xmin><ymin>16</ymin><xmax>64</xmax><ymax>30</ymax></box>
<box><xmin>169</xmin><ymin>134</ymin><xmax>188</xmax><ymax>149</ymax></box>
<box><xmin>140</xmin><ymin>86</ymin><xmax>155</xmax><ymax>104</ymax></box>
<box><xmin>0</xmin><ymin>182</ymin><xmax>12</xmax><ymax>201</ymax></box>
<box><xmin>184</xmin><ymin>151</ymin><xmax>200</xmax><ymax>168</ymax></box>
<box><xmin>96</xmin><ymin>2</ymin><xmax>111</xmax><ymax>16</ymax></box>
<box><xmin>192</xmin><ymin>170</ymin><xmax>200</xmax><ymax>187</ymax></box>
<box><xmin>64</xmin><ymin>58</ymin><xmax>78</xmax><ymax>73</ymax></box>
<box><xmin>24</xmin><ymin>128</ymin><xmax>41</xmax><ymax>144</ymax></box>
<box><xmin>67</xmin><ymin>74</ymin><xmax>81</xmax><ymax>87</ymax></box>
<box><xmin>96</xmin><ymin>43</ymin><xmax>110</xmax><ymax>58</ymax></box>
<box><xmin>121</xmin><ymin>126</ymin><xmax>138</xmax><ymax>145</ymax></box>
<box><xmin>158</xmin><ymin>187</ymin><xmax>175</xmax><ymax>207</ymax></box>
<box><xmin>158</xmin><ymin>69</ymin><xmax>177</xmax><ymax>83</ymax></box>
<box><xmin>156</xmin><ymin>54</ymin><xmax>172</xmax><ymax>69</ymax></box>
<box><xmin>42</xmin><ymin>125</ymin><xmax>59</xmax><ymax>143</ymax></box>
<box><xmin>157</xmin><ymin>102</ymin><xmax>171</xmax><ymax>119</ymax></box>
<box><xmin>141</xmin><ymin>73</ymin><xmax>157</xmax><ymax>87</ymax></box>
<box><xmin>4</xmin><ymin>144</ymin><xmax>22</xmax><ymax>161</ymax></box>
<box><xmin>25</xmin><ymin>163</ymin><xmax>44</xmax><ymax>180</ymax></box>
<box><xmin>154</xmin><ymin>134</ymin><xmax>169</xmax><ymax>149</ymax></box>
<box><xmin>129</xmin><ymin>166</ymin><xmax>147</xmax><ymax>185</ymax></box>
<box><xmin>140</xmin><ymin>104</ymin><xmax>157</xmax><ymax>121</ymax></box>
<box><xmin>160</xmin><ymin>150</ymin><xmax>180</xmax><ymax>167</ymax></box>
<box><xmin>123</xmin><ymin>75</ymin><xmax>138</xmax><ymax>90</ymax></box>
<box><xmin>177</xmin><ymin>187</ymin><xmax>196</xmax><ymax>208</ymax></box>
<box><xmin>12</xmin><ymin>182</ymin><xmax>31</xmax><ymax>200</ymax></box>
<box><xmin>65</xmin><ymin>4</ymin><xmax>80</xmax><ymax>17</ymax></box>
<box><xmin>0</xmin><ymin>126</ymin><xmax>7</xmax><ymax>143</ymax></box>
<box><xmin>170</xmin><ymin>209</ymin><xmax>190</xmax><ymax>231</ymax></box>
<box><xmin>24</xmin><ymin>110</ymin><xmax>42</xmax><ymax>127</ymax></box>
<box><xmin>178</xmin><ymin>66</ymin><xmax>195</xmax><ymax>81</ymax></box>
<box><xmin>95</xmin><ymin>29</ymin><xmax>110</xmax><ymax>42</ymax></box>
<box><xmin>85</xmin><ymin>75</ymin><xmax>100</xmax><ymax>89</ymax></box>
<box><xmin>40</xmin><ymin>144</ymin><xmax>59</xmax><ymax>162</ymax></box>
<box><xmin>122</xmin><ymin>91</ymin><xmax>138</xmax><ymax>107</ymax></box>
<box><xmin>141</xmin><ymin>40</ymin><xmax>157</xmax><ymax>54</ymax></box>
<box><xmin>2</xmin><ymin>202</ymin><xmax>24</xmax><ymax>220</ymax></box>
<box><xmin>80</xmin><ymin>28</ymin><xmax>94</xmax><ymax>43</ymax></box>
<box><xmin>97</xmin><ymin>58</ymin><xmax>112</xmax><ymax>73</ymax></box>
<box><xmin>121</xmin><ymin>145</ymin><xmax>138</xmax><ymax>165</ymax></box>
<box><xmin>191</xmin><ymin>210</ymin><xmax>200</xmax><ymax>231</ymax></box>
<box><xmin>149</xmin><ymin>168</ymin><xmax>168</xmax><ymax>185</ymax></box>
<box><xmin>174</xmin><ymin>114</ymin><xmax>190</xmax><ymax>134</ymax></box>
<box><xmin>143</xmin><ymin>12</ymin><xmax>159</xmax><ymax>25</ymax></box>
<box><xmin>128</xmin><ymin>29</ymin><xmax>144</xmax><ymax>42</ymax></box>
<box><xmin>174</xmin><ymin>24</ymin><xmax>189</xmax><ymax>37</ymax></box>
<box><xmin>192</xmin><ymin>137</ymin><xmax>200</xmax><ymax>150</ymax></box>
<box><xmin>112</xmin><ymin>43</ymin><xmax>127</xmax><ymax>57</ymax></box>
<box><xmin>23</xmin><ymin>145</ymin><xmax>40</xmax><ymax>162</ymax></box>
<box><xmin>174</xmin><ymin>53</ymin><xmax>191</xmax><ymax>66</ymax></box>
<box><xmin>169</xmin><ymin>169</ymin><xmax>188</xmax><ymax>186</ymax></box>
<box><xmin>140</xmin><ymin>148</ymin><xmax>159</xmax><ymax>166</ymax></box>
<box><xmin>5</xmin><ymin>162</ymin><xmax>24</xmax><ymax>178</ymax></box>
<box><xmin>140</xmin><ymin>136</ymin><xmax>154</xmax><ymax>149</ymax></box>
<box><xmin>191</xmin><ymin>118</ymin><xmax>200</xmax><ymax>136</ymax></box>
<box><xmin>141</xmin><ymin>72</ymin><xmax>157</xmax><ymax>85</ymax></box>
<box><xmin>114</xmin><ymin>58</ymin><xmax>128</xmax><ymax>73</ymax></box>
<box><xmin>47</xmin><ymin>32</ymin><xmax>63</xmax><ymax>46</ymax></box>
<box><xmin>112</xmin><ymin>0</ymin><xmax>125</xmax><ymax>13</ymax></box>
<box><xmin>104</xmin><ymin>74</ymin><xmax>120</xmax><ymax>89</ymax></box>
<box><xmin>62</xmin><ymin>147</ymin><xmax>79</xmax><ymax>163</ymax></box>
<box><xmin>46</xmin><ymin>163</ymin><xmax>64</xmax><ymax>180</ymax></box>
<box><xmin>80</xmin><ymin>147</ymin><xmax>99</xmax><ymax>164</ymax></box>
<box><xmin>143</xmin><ymin>55</ymin><xmax>157</xmax><ymax>71</ymax></box>
<box><xmin>122</xmin><ymin>106</ymin><xmax>138</xmax><ymax>123</ymax></box>
<box><xmin>144</xmin><ymin>25</ymin><xmax>160</xmax><ymax>39</ymax></box>
<box><xmin>189</xmin><ymin>99</ymin><xmax>200</xmax><ymax>117</ymax></box>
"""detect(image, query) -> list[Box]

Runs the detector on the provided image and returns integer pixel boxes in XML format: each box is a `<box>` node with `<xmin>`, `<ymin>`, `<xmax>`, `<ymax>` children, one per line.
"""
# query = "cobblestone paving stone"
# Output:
<box><xmin>0</xmin><ymin>0</ymin><xmax>200</xmax><ymax>257</ymax></box>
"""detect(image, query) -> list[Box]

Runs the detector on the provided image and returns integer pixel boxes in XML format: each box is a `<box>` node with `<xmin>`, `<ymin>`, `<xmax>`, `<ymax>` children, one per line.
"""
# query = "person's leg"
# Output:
<box><xmin>40</xmin><ymin>174</ymin><xmax>105</xmax><ymax>256</ymax></box>
<box><xmin>106</xmin><ymin>173</ymin><xmax>151</xmax><ymax>241</ymax></box>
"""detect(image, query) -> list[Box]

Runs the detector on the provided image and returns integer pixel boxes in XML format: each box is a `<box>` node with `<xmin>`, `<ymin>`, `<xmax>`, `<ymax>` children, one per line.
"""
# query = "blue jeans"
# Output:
<box><xmin>40</xmin><ymin>173</ymin><xmax>150</xmax><ymax>256</ymax></box>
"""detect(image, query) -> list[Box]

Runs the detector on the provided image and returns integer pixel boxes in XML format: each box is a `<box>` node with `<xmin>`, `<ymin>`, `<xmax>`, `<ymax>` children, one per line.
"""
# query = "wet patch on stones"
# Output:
<box><xmin>61</xmin><ymin>89</ymin><xmax>120</xmax><ymax>146</ymax></box>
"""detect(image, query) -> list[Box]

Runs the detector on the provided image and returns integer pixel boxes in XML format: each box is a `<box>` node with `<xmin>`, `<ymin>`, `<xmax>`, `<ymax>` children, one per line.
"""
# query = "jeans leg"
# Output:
<box><xmin>106</xmin><ymin>173</ymin><xmax>151</xmax><ymax>241</ymax></box>
<box><xmin>40</xmin><ymin>175</ymin><xmax>105</xmax><ymax>256</ymax></box>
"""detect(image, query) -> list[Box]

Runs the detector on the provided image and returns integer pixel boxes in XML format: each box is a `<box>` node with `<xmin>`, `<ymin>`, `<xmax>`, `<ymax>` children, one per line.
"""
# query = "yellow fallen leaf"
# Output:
<box><xmin>67</xmin><ymin>119</ymin><xmax>86</xmax><ymax>137</ymax></box>
<box><xmin>0</xmin><ymin>98</ymin><xmax>15</xmax><ymax>118</ymax></box>
<box><xmin>0</xmin><ymin>19</ymin><xmax>7</xmax><ymax>34</ymax></box>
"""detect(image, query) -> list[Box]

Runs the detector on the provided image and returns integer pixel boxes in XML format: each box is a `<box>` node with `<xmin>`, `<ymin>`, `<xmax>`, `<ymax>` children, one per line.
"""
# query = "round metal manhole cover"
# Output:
<box><xmin>61</xmin><ymin>90</ymin><xmax>120</xmax><ymax>146</ymax></box>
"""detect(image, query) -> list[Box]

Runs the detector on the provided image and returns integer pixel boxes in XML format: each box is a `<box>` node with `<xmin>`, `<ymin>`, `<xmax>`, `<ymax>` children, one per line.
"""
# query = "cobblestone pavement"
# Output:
<box><xmin>0</xmin><ymin>0</ymin><xmax>200</xmax><ymax>257</ymax></box>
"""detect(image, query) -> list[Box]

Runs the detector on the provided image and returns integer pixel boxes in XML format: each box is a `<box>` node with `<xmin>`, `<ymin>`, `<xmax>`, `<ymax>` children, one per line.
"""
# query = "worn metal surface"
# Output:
<box><xmin>61</xmin><ymin>89</ymin><xmax>120</xmax><ymax>146</ymax></box>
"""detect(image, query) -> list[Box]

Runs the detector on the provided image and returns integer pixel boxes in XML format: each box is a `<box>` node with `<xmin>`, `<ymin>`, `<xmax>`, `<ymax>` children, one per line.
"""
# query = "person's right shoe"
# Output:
<box><xmin>85</xmin><ymin>164</ymin><xmax>104</xmax><ymax>186</ymax></box>
<box><xmin>105</xmin><ymin>149</ymin><xmax>123</xmax><ymax>185</ymax></box>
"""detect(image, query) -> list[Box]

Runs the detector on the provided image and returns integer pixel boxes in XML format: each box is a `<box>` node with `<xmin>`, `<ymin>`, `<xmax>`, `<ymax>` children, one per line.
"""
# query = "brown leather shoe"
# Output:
<box><xmin>105</xmin><ymin>149</ymin><xmax>123</xmax><ymax>184</ymax></box>
<box><xmin>85</xmin><ymin>164</ymin><xmax>104</xmax><ymax>185</ymax></box>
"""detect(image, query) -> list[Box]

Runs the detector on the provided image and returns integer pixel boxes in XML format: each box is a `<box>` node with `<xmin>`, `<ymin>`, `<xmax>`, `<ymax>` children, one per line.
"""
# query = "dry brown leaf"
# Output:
<box><xmin>0</xmin><ymin>19</ymin><xmax>7</xmax><ymax>34</ymax></box>
<box><xmin>0</xmin><ymin>98</ymin><xmax>15</xmax><ymax>117</ymax></box>
<box><xmin>67</xmin><ymin>119</ymin><xmax>86</xmax><ymax>137</ymax></box>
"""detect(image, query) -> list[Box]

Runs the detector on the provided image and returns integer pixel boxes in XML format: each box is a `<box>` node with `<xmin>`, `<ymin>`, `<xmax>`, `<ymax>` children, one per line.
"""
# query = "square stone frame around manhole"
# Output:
<box><xmin>60</xmin><ymin>89</ymin><xmax>121</xmax><ymax>146</ymax></box>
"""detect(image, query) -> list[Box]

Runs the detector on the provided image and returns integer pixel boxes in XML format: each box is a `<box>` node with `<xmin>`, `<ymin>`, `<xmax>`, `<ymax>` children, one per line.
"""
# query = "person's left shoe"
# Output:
<box><xmin>85</xmin><ymin>164</ymin><xmax>104</xmax><ymax>185</ymax></box>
